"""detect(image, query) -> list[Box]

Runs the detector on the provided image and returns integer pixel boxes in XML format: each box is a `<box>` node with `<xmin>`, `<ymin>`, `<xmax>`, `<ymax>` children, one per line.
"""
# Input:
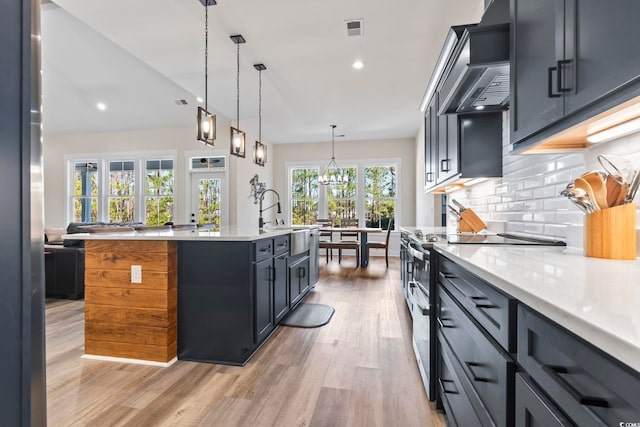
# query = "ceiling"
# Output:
<box><xmin>42</xmin><ymin>0</ymin><xmax>484</xmax><ymax>143</ymax></box>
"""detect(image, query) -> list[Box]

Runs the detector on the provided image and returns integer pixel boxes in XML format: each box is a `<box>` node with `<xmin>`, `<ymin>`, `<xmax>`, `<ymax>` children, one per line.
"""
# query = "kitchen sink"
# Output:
<box><xmin>290</xmin><ymin>228</ymin><xmax>310</xmax><ymax>255</ymax></box>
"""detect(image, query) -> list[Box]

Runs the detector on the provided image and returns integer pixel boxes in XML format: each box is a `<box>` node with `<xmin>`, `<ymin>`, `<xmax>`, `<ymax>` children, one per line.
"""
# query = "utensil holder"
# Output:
<box><xmin>584</xmin><ymin>203</ymin><xmax>636</xmax><ymax>260</ymax></box>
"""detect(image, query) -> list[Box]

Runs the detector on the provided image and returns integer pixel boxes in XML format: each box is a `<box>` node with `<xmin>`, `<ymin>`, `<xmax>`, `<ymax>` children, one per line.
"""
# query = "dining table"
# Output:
<box><xmin>318</xmin><ymin>226</ymin><xmax>383</xmax><ymax>267</ymax></box>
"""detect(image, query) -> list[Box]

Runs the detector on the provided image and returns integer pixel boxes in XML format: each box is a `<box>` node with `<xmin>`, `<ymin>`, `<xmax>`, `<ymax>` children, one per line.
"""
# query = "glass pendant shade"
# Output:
<box><xmin>230</xmin><ymin>127</ymin><xmax>246</xmax><ymax>157</ymax></box>
<box><xmin>197</xmin><ymin>107</ymin><xmax>216</xmax><ymax>146</ymax></box>
<box><xmin>254</xmin><ymin>141</ymin><xmax>266</xmax><ymax>167</ymax></box>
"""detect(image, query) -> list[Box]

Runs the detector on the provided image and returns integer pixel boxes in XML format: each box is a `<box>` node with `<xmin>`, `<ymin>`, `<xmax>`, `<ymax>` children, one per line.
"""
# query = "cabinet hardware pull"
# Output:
<box><xmin>268</xmin><ymin>265</ymin><xmax>275</xmax><ymax>281</ymax></box>
<box><xmin>437</xmin><ymin>318</ymin><xmax>454</xmax><ymax>329</ymax></box>
<box><xmin>298</xmin><ymin>267</ymin><xmax>306</xmax><ymax>278</ymax></box>
<box><xmin>426</xmin><ymin>172</ymin><xmax>434</xmax><ymax>183</ymax></box>
<box><xmin>464</xmin><ymin>361</ymin><xmax>490</xmax><ymax>383</ymax></box>
<box><xmin>439</xmin><ymin>379</ymin><xmax>459</xmax><ymax>395</ymax></box>
<box><xmin>547</xmin><ymin>66</ymin><xmax>562</xmax><ymax>98</ymax></box>
<box><xmin>542</xmin><ymin>365</ymin><xmax>609</xmax><ymax>408</ymax></box>
<box><xmin>407</xmin><ymin>261</ymin><xmax>414</xmax><ymax>274</ymax></box>
<box><xmin>259</xmin><ymin>246</ymin><xmax>271</xmax><ymax>252</ymax></box>
<box><xmin>468</xmin><ymin>295</ymin><xmax>498</xmax><ymax>309</ymax></box>
<box><xmin>439</xmin><ymin>271</ymin><xmax>457</xmax><ymax>280</ymax></box>
<box><xmin>557</xmin><ymin>59</ymin><xmax>573</xmax><ymax>93</ymax></box>
<box><xmin>440</xmin><ymin>159</ymin><xmax>451</xmax><ymax>172</ymax></box>
<box><xmin>414</xmin><ymin>301</ymin><xmax>429</xmax><ymax>316</ymax></box>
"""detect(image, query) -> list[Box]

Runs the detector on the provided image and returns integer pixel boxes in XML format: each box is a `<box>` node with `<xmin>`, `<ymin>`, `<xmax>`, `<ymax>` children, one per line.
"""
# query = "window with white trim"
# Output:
<box><xmin>290</xmin><ymin>167</ymin><xmax>319</xmax><ymax>225</ymax></box>
<box><xmin>364</xmin><ymin>165</ymin><xmax>396</xmax><ymax>229</ymax></box>
<box><xmin>66</xmin><ymin>152</ymin><xmax>176</xmax><ymax>224</ymax></box>
<box><xmin>327</xmin><ymin>167</ymin><xmax>357</xmax><ymax>222</ymax></box>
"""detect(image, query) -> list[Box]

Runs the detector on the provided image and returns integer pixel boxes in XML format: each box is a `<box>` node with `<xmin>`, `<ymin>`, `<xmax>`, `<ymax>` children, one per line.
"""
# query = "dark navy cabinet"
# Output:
<box><xmin>436</xmin><ymin>92</ymin><xmax>460</xmax><ymax>184</ymax></box>
<box><xmin>511</xmin><ymin>0</ymin><xmax>640</xmax><ymax>151</ymax></box>
<box><xmin>255</xmin><ymin>257</ymin><xmax>275</xmax><ymax>343</ymax></box>
<box><xmin>274</xmin><ymin>253</ymin><xmax>289</xmax><ymax>323</ymax></box>
<box><xmin>288</xmin><ymin>255</ymin><xmax>310</xmax><ymax>309</ymax></box>
<box><xmin>424</xmin><ymin>97</ymin><xmax>438</xmax><ymax>189</ymax></box>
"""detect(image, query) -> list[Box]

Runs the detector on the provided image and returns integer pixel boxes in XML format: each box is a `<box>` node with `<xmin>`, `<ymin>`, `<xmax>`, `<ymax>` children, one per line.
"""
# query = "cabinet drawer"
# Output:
<box><xmin>274</xmin><ymin>235</ymin><xmax>289</xmax><ymax>255</ymax></box>
<box><xmin>439</xmin><ymin>285</ymin><xmax>515</xmax><ymax>427</ymax></box>
<box><xmin>515</xmin><ymin>373</ymin><xmax>572</xmax><ymax>427</ymax></box>
<box><xmin>254</xmin><ymin>238</ymin><xmax>274</xmax><ymax>262</ymax></box>
<box><xmin>439</xmin><ymin>334</ymin><xmax>484</xmax><ymax>427</ymax></box>
<box><xmin>518</xmin><ymin>305</ymin><xmax>640</xmax><ymax>427</ymax></box>
<box><xmin>439</xmin><ymin>256</ymin><xmax>515</xmax><ymax>351</ymax></box>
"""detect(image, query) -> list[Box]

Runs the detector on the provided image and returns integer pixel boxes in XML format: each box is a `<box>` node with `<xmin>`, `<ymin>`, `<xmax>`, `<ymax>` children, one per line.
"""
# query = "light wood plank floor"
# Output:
<box><xmin>46</xmin><ymin>256</ymin><xmax>445</xmax><ymax>427</ymax></box>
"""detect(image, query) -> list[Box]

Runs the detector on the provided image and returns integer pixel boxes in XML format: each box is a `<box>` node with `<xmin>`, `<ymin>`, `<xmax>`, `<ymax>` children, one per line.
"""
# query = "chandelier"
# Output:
<box><xmin>319</xmin><ymin>125</ymin><xmax>347</xmax><ymax>185</ymax></box>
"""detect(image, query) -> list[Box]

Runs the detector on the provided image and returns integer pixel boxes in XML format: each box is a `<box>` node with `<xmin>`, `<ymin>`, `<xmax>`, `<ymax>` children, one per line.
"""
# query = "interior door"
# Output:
<box><xmin>190</xmin><ymin>172</ymin><xmax>222</xmax><ymax>226</ymax></box>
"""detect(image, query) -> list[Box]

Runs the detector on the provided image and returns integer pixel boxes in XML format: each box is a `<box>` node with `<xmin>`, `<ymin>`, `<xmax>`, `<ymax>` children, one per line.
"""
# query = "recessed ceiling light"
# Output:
<box><xmin>96</xmin><ymin>102</ymin><xmax>107</xmax><ymax>111</ymax></box>
<box><xmin>196</xmin><ymin>96</ymin><xmax>204</xmax><ymax>103</ymax></box>
<box><xmin>352</xmin><ymin>60</ymin><xmax>364</xmax><ymax>70</ymax></box>
<box><xmin>474</xmin><ymin>105</ymin><xmax>485</xmax><ymax>110</ymax></box>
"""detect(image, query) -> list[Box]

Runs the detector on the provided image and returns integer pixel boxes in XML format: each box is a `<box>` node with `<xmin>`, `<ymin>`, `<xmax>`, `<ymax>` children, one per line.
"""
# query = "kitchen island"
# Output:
<box><xmin>71</xmin><ymin>226</ymin><xmax>317</xmax><ymax>366</ymax></box>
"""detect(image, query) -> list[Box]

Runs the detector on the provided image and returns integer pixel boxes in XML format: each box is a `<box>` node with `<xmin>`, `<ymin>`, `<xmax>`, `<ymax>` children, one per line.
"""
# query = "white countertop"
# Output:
<box><xmin>64</xmin><ymin>225</ymin><xmax>300</xmax><ymax>242</ymax></box>
<box><xmin>433</xmin><ymin>242</ymin><xmax>640</xmax><ymax>373</ymax></box>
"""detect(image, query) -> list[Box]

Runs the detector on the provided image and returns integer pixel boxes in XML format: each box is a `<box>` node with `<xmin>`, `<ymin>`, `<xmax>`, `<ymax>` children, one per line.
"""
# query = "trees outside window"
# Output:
<box><xmin>365</xmin><ymin>165</ymin><xmax>396</xmax><ymax>229</ymax></box>
<box><xmin>145</xmin><ymin>159</ymin><xmax>174</xmax><ymax>225</ymax></box>
<box><xmin>291</xmin><ymin>168</ymin><xmax>319</xmax><ymax>225</ymax></box>
<box><xmin>327</xmin><ymin>167</ymin><xmax>357</xmax><ymax>225</ymax></box>
<box><xmin>108</xmin><ymin>161</ymin><xmax>135</xmax><ymax>223</ymax></box>
<box><xmin>72</xmin><ymin>161</ymin><xmax>98</xmax><ymax>223</ymax></box>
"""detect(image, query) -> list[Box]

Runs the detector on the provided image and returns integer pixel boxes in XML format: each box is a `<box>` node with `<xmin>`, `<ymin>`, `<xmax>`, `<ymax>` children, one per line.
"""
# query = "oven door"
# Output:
<box><xmin>410</xmin><ymin>279</ymin><xmax>431</xmax><ymax>400</ymax></box>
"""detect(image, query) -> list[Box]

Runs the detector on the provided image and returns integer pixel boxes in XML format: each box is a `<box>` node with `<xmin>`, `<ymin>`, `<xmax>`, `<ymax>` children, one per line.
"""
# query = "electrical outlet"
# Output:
<box><xmin>131</xmin><ymin>265</ymin><xmax>142</xmax><ymax>284</ymax></box>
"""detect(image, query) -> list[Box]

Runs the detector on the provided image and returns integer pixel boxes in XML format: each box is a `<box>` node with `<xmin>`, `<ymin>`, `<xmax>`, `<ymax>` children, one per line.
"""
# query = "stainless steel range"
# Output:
<box><xmin>400</xmin><ymin>228</ymin><xmax>566</xmax><ymax>403</ymax></box>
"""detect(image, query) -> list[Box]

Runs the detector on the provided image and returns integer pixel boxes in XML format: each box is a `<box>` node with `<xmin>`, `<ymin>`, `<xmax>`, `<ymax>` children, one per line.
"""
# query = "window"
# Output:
<box><xmin>290</xmin><ymin>168</ymin><xmax>319</xmax><ymax>225</ymax></box>
<box><xmin>196</xmin><ymin>177</ymin><xmax>221</xmax><ymax>227</ymax></box>
<box><xmin>327</xmin><ymin>167</ymin><xmax>357</xmax><ymax>223</ymax></box>
<box><xmin>67</xmin><ymin>153</ymin><xmax>177</xmax><ymax>225</ymax></box>
<box><xmin>108</xmin><ymin>160</ymin><xmax>136</xmax><ymax>223</ymax></box>
<box><xmin>145</xmin><ymin>159</ymin><xmax>174</xmax><ymax>225</ymax></box>
<box><xmin>72</xmin><ymin>161</ymin><xmax>98</xmax><ymax>222</ymax></box>
<box><xmin>365</xmin><ymin>165</ymin><xmax>396</xmax><ymax>229</ymax></box>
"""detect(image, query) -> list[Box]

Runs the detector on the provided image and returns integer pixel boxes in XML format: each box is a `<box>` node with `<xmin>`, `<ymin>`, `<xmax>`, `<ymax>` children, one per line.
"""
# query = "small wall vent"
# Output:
<box><xmin>345</xmin><ymin>19</ymin><xmax>363</xmax><ymax>37</ymax></box>
<box><xmin>174</xmin><ymin>99</ymin><xmax>189</xmax><ymax>106</ymax></box>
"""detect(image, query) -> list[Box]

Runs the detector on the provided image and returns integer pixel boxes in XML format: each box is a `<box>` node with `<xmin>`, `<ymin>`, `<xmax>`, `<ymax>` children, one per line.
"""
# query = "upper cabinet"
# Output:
<box><xmin>511</xmin><ymin>0</ymin><xmax>640</xmax><ymax>152</ymax></box>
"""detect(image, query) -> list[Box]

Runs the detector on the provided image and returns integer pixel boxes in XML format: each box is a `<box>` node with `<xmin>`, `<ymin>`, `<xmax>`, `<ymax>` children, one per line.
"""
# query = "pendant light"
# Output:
<box><xmin>254</xmin><ymin>63</ymin><xmax>267</xmax><ymax>167</ymax></box>
<box><xmin>319</xmin><ymin>125</ymin><xmax>347</xmax><ymax>185</ymax></box>
<box><xmin>196</xmin><ymin>0</ymin><xmax>217</xmax><ymax>146</ymax></box>
<box><xmin>230</xmin><ymin>35</ymin><xmax>246</xmax><ymax>157</ymax></box>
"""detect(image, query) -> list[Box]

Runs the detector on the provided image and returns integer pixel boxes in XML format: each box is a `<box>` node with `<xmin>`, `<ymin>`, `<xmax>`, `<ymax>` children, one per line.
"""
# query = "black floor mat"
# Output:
<box><xmin>280</xmin><ymin>303</ymin><xmax>335</xmax><ymax>328</ymax></box>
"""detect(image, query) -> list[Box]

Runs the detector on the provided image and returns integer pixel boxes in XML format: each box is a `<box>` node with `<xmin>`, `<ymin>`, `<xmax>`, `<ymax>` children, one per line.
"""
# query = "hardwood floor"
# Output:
<box><xmin>45</xmin><ymin>256</ymin><xmax>446</xmax><ymax>427</ymax></box>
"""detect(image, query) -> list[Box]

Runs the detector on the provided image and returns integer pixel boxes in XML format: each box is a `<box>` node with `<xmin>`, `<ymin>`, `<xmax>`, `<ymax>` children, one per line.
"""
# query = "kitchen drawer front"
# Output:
<box><xmin>273</xmin><ymin>235</ymin><xmax>290</xmax><ymax>256</ymax></box>
<box><xmin>254</xmin><ymin>238</ymin><xmax>274</xmax><ymax>262</ymax></box>
<box><xmin>439</xmin><ymin>333</ymin><xmax>484</xmax><ymax>427</ymax></box>
<box><xmin>515</xmin><ymin>373</ymin><xmax>572</xmax><ymax>427</ymax></box>
<box><xmin>439</xmin><ymin>256</ymin><xmax>515</xmax><ymax>351</ymax></box>
<box><xmin>518</xmin><ymin>305</ymin><xmax>640</xmax><ymax>427</ymax></box>
<box><xmin>439</xmin><ymin>285</ymin><xmax>515</xmax><ymax>427</ymax></box>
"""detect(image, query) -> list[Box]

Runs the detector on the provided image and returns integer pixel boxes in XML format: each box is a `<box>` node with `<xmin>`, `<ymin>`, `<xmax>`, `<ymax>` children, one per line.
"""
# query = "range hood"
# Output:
<box><xmin>437</xmin><ymin>0</ymin><xmax>510</xmax><ymax>114</ymax></box>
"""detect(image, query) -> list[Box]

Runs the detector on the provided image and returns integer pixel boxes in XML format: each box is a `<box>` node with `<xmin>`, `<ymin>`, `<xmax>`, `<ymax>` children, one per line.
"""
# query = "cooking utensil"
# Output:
<box><xmin>605</xmin><ymin>175</ymin><xmax>628</xmax><ymax>207</ymax></box>
<box><xmin>569</xmin><ymin>187</ymin><xmax>596</xmax><ymax>214</ymax></box>
<box><xmin>573</xmin><ymin>177</ymin><xmax>601</xmax><ymax>211</ymax></box>
<box><xmin>597</xmin><ymin>154</ymin><xmax>636</xmax><ymax>186</ymax></box>
<box><xmin>451</xmin><ymin>199</ymin><xmax>467</xmax><ymax>212</ymax></box>
<box><xmin>448</xmin><ymin>205</ymin><xmax>461</xmax><ymax>220</ymax></box>
<box><xmin>580</xmin><ymin>171</ymin><xmax>608</xmax><ymax>210</ymax></box>
<box><xmin>625</xmin><ymin>169</ymin><xmax>640</xmax><ymax>203</ymax></box>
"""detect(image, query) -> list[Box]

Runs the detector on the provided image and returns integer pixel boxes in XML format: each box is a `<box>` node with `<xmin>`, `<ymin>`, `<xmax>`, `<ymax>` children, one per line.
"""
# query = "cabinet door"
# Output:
<box><xmin>564</xmin><ymin>0</ymin><xmax>640</xmax><ymax>114</ymax></box>
<box><xmin>255</xmin><ymin>258</ymin><xmax>274</xmax><ymax>343</ymax></box>
<box><xmin>515</xmin><ymin>374</ymin><xmax>572</xmax><ymax>427</ymax></box>
<box><xmin>511</xmin><ymin>0</ymin><xmax>565</xmax><ymax>144</ymax></box>
<box><xmin>424</xmin><ymin>101</ymin><xmax>437</xmax><ymax>188</ymax></box>
<box><xmin>436</xmin><ymin>93</ymin><xmax>459</xmax><ymax>184</ymax></box>
<box><xmin>299</xmin><ymin>257</ymin><xmax>310</xmax><ymax>295</ymax></box>
<box><xmin>289</xmin><ymin>259</ymin><xmax>302</xmax><ymax>307</ymax></box>
<box><xmin>273</xmin><ymin>254</ymin><xmax>289</xmax><ymax>324</ymax></box>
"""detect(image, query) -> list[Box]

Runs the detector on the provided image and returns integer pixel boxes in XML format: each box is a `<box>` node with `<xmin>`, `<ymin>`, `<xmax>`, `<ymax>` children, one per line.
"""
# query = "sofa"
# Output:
<box><xmin>44</xmin><ymin>222</ymin><xmax>142</xmax><ymax>299</ymax></box>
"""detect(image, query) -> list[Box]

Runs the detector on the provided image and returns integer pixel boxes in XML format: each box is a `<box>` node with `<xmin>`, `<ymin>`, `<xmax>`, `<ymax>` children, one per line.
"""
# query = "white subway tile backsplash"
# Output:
<box><xmin>449</xmin><ymin>111</ymin><xmax>640</xmax><ymax>243</ymax></box>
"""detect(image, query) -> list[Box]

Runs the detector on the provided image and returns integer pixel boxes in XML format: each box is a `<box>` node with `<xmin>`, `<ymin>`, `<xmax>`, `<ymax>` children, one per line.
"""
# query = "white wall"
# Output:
<box><xmin>43</xmin><ymin>120</ymin><xmax>273</xmax><ymax>227</ymax></box>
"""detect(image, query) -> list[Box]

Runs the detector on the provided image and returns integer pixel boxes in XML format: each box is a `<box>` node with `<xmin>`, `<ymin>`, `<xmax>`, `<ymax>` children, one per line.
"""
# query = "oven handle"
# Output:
<box><xmin>408</xmin><ymin>246</ymin><xmax>424</xmax><ymax>261</ymax></box>
<box><xmin>408</xmin><ymin>280</ymin><xmax>429</xmax><ymax>315</ymax></box>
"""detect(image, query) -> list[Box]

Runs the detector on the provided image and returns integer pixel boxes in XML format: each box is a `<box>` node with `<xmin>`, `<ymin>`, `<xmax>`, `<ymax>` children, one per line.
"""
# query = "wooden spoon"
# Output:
<box><xmin>573</xmin><ymin>177</ymin><xmax>602</xmax><ymax>211</ymax></box>
<box><xmin>605</xmin><ymin>175</ymin><xmax>628</xmax><ymax>207</ymax></box>
<box><xmin>580</xmin><ymin>172</ymin><xmax>608</xmax><ymax>210</ymax></box>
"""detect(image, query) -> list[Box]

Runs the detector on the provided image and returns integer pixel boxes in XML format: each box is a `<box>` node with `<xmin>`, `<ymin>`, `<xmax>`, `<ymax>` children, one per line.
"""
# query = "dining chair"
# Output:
<box><xmin>365</xmin><ymin>219</ymin><xmax>394</xmax><ymax>267</ymax></box>
<box><xmin>316</xmin><ymin>218</ymin><xmax>334</xmax><ymax>261</ymax></box>
<box><xmin>338</xmin><ymin>217</ymin><xmax>359</xmax><ymax>262</ymax></box>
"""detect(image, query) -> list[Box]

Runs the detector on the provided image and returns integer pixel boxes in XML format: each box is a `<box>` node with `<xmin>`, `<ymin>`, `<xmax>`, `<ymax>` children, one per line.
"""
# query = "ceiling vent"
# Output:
<box><xmin>345</xmin><ymin>19</ymin><xmax>363</xmax><ymax>37</ymax></box>
<box><xmin>174</xmin><ymin>99</ymin><xmax>189</xmax><ymax>106</ymax></box>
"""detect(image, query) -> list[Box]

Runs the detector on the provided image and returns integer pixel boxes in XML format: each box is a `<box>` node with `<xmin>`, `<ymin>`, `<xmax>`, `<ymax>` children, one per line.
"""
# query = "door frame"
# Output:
<box><xmin>184</xmin><ymin>150</ymin><xmax>229</xmax><ymax>226</ymax></box>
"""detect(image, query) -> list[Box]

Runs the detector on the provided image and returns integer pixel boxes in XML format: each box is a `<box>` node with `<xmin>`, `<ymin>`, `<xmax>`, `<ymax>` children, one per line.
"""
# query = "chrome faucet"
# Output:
<box><xmin>259</xmin><ymin>188</ymin><xmax>282</xmax><ymax>229</ymax></box>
